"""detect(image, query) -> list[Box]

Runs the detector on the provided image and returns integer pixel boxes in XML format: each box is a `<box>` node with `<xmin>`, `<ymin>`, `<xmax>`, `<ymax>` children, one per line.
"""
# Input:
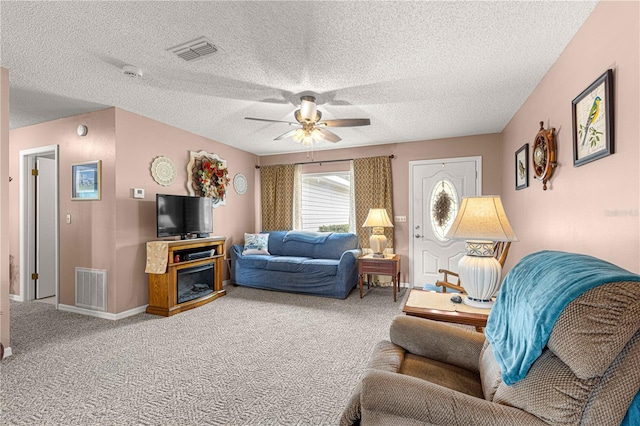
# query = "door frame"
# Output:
<box><xmin>408</xmin><ymin>156</ymin><xmax>482</xmax><ymax>288</ymax></box>
<box><xmin>19</xmin><ymin>145</ymin><xmax>60</xmax><ymax>305</ymax></box>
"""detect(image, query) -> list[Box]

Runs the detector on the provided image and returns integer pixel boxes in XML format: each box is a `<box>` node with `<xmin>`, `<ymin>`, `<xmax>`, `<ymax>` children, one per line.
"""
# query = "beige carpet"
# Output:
<box><xmin>1</xmin><ymin>284</ymin><xmax>409</xmax><ymax>425</ymax></box>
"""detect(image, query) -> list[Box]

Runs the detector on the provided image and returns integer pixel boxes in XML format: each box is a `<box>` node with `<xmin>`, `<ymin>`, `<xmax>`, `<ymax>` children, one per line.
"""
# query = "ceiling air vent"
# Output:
<box><xmin>167</xmin><ymin>37</ymin><xmax>220</xmax><ymax>62</ymax></box>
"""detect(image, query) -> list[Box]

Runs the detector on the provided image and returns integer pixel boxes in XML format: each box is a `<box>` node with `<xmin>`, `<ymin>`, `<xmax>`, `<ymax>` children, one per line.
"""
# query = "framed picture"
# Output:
<box><xmin>72</xmin><ymin>160</ymin><xmax>102</xmax><ymax>200</ymax></box>
<box><xmin>572</xmin><ymin>69</ymin><xmax>614</xmax><ymax>167</ymax></box>
<box><xmin>515</xmin><ymin>143</ymin><xmax>529</xmax><ymax>190</ymax></box>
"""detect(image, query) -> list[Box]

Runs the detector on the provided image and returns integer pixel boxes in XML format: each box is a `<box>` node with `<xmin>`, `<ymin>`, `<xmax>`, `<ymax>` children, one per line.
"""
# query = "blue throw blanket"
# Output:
<box><xmin>485</xmin><ymin>250</ymin><xmax>640</xmax><ymax>386</ymax></box>
<box><xmin>282</xmin><ymin>231</ymin><xmax>331</xmax><ymax>244</ymax></box>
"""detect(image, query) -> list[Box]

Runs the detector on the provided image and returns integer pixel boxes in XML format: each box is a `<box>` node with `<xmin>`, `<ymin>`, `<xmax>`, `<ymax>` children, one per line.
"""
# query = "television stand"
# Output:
<box><xmin>145</xmin><ymin>236</ymin><xmax>226</xmax><ymax>316</ymax></box>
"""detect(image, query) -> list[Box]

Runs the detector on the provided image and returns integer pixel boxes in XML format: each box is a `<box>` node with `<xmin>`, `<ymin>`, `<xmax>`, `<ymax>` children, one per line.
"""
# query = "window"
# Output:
<box><xmin>300</xmin><ymin>172</ymin><xmax>351</xmax><ymax>232</ymax></box>
<box><xmin>429</xmin><ymin>178</ymin><xmax>458</xmax><ymax>241</ymax></box>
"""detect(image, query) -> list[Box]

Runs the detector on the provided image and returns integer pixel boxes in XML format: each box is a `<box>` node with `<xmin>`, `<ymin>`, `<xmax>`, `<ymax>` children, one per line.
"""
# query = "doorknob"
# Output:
<box><xmin>415</xmin><ymin>234</ymin><xmax>423</xmax><ymax>239</ymax></box>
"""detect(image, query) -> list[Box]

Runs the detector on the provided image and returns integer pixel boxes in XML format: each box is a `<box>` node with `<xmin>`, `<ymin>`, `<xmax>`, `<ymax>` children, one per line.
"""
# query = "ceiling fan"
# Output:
<box><xmin>245</xmin><ymin>95</ymin><xmax>370</xmax><ymax>145</ymax></box>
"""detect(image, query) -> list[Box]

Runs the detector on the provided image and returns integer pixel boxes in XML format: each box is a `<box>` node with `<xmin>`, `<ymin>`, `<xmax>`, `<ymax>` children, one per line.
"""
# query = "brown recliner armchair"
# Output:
<box><xmin>341</xmin><ymin>280</ymin><xmax>640</xmax><ymax>425</ymax></box>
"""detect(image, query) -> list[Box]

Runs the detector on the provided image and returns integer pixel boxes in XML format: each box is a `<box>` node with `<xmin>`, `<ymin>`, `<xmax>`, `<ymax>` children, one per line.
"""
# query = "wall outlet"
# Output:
<box><xmin>394</xmin><ymin>215</ymin><xmax>407</xmax><ymax>223</ymax></box>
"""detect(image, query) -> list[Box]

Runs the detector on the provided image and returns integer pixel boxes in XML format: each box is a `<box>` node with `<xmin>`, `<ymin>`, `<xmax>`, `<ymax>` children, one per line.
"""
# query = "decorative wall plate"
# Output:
<box><xmin>151</xmin><ymin>156</ymin><xmax>176</xmax><ymax>186</ymax></box>
<box><xmin>233</xmin><ymin>173</ymin><xmax>248</xmax><ymax>195</ymax></box>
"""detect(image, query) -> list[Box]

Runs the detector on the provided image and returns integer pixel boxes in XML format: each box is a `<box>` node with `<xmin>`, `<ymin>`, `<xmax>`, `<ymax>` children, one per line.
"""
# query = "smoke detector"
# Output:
<box><xmin>122</xmin><ymin>65</ymin><xmax>143</xmax><ymax>78</ymax></box>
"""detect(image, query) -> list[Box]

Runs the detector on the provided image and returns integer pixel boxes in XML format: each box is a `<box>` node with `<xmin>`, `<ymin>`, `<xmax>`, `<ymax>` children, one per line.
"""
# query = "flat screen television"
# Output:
<box><xmin>156</xmin><ymin>194</ymin><xmax>213</xmax><ymax>239</ymax></box>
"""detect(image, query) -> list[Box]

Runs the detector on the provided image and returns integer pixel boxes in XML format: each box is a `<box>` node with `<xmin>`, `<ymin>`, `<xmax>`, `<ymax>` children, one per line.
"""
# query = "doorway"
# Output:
<box><xmin>19</xmin><ymin>145</ymin><xmax>59</xmax><ymax>305</ymax></box>
<box><xmin>409</xmin><ymin>157</ymin><xmax>481</xmax><ymax>288</ymax></box>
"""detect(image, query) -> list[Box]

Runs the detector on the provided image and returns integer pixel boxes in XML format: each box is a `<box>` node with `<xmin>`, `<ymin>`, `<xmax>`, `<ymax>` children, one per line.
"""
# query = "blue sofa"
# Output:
<box><xmin>230</xmin><ymin>231</ymin><xmax>362</xmax><ymax>299</ymax></box>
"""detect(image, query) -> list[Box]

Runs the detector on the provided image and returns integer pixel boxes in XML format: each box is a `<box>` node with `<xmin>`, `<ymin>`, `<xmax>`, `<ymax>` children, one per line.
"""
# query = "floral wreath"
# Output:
<box><xmin>187</xmin><ymin>151</ymin><xmax>230</xmax><ymax>207</ymax></box>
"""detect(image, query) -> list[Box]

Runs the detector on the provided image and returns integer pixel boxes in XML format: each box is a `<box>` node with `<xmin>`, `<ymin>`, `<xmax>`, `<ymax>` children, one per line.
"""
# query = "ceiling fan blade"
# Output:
<box><xmin>245</xmin><ymin>117</ymin><xmax>297</xmax><ymax>125</ymax></box>
<box><xmin>318</xmin><ymin>128</ymin><xmax>342</xmax><ymax>143</ymax></box>
<box><xmin>274</xmin><ymin>129</ymin><xmax>299</xmax><ymax>141</ymax></box>
<box><xmin>318</xmin><ymin>118</ymin><xmax>371</xmax><ymax>127</ymax></box>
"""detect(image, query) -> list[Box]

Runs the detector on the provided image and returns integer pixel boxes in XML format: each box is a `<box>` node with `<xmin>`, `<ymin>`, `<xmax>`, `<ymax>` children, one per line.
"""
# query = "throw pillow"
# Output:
<box><xmin>243</xmin><ymin>233</ymin><xmax>270</xmax><ymax>255</ymax></box>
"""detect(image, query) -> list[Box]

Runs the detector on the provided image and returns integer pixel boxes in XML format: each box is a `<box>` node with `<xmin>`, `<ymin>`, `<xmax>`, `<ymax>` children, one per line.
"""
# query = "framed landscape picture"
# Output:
<box><xmin>572</xmin><ymin>69</ymin><xmax>614</xmax><ymax>167</ymax></box>
<box><xmin>515</xmin><ymin>144</ymin><xmax>528</xmax><ymax>190</ymax></box>
<box><xmin>72</xmin><ymin>160</ymin><xmax>102</xmax><ymax>200</ymax></box>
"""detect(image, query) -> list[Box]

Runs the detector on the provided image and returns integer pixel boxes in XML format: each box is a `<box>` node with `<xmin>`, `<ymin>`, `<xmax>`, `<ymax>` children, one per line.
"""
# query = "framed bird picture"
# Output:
<box><xmin>572</xmin><ymin>69</ymin><xmax>614</xmax><ymax>167</ymax></box>
<box><xmin>515</xmin><ymin>143</ymin><xmax>528</xmax><ymax>190</ymax></box>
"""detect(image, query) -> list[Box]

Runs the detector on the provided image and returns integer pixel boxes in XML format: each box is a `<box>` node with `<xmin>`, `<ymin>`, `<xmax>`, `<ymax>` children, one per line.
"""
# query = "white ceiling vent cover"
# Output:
<box><xmin>168</xmin><ymin>37</ymin><xmax>220</xmax><ymax>62</ymax></box>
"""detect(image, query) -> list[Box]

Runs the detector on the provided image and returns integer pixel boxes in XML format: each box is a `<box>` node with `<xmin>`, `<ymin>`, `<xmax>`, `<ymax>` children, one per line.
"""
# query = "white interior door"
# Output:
<box><xmin>36</xmin><ymin>157</ymin><xmax>56</xmax><ymax>299</ymax></box>
<box><xmin>410</xmin><ymin>158</ymin><xmax>481</xmax><ymax>287</ymax></box>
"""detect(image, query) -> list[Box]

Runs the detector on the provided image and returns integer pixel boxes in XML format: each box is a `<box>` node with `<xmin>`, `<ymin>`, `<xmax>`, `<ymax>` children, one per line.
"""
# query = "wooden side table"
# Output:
<box><xmin>402</xmin><ymin>289</ymin><xmax>490</xmax><ymax>332</ymax></box>
<box><xmin>358</xmin><ymin>254</ymin><xmax>401</xmax><ymax>301</ymax></box>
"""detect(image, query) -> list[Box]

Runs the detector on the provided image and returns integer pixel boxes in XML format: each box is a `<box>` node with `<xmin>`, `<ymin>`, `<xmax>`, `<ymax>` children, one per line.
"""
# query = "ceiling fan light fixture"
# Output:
<box><xmin>299</xmin><ymin>99</ymin><xmax>317</xmax><ymax>122</ymax></box>
<box><xmin>292</xmin><ymin>128</ymin><xmax>305</xmax><ymax>143</ymax></box>
<box><xmin>302</xmin><ymin>136</ymin><xmax>314</xmax><ymax>147</ymax></box>
<box><xmin>311</xmin><ymin>128</ymin><xmax>324</xmax><ymax>143</ymax></box>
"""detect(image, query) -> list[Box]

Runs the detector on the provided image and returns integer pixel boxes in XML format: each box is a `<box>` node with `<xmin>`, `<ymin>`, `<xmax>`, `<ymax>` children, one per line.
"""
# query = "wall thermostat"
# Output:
<box><xmin>133</xmin><ymin>188</ymin><xmax>145</xmax><ymax>199</ymax></box>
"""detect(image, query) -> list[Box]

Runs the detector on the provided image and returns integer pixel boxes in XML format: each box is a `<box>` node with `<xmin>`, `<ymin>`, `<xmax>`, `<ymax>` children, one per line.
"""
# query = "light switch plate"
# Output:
<box><xmin>394</xmin><ymin>215</ymin><xmax>407</xmax><ymax>223</ymax></box>
<box><xmin>133</xmin><ymin>188</ymin><xmax>145</xmax><ymax>199</ymax></box>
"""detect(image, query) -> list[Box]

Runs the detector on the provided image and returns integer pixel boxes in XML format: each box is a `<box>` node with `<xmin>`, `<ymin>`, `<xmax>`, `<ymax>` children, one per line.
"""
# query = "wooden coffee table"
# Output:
<box><xmin>402</xmin><ymin>289</ymin><xmax>491</xmax><ymax>331</ymax></box>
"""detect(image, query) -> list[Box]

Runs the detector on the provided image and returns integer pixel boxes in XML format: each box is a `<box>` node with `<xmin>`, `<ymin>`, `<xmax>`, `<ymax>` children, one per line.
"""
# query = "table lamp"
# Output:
<box><xmin>444</xmin><ymin>196</ymin><xmax>518</xmax><ymax>308</ymax></box>
<box><xmin>362</xmin><ymin>208</ymin><xmax>394</xmax><ymax>258</ymax></box>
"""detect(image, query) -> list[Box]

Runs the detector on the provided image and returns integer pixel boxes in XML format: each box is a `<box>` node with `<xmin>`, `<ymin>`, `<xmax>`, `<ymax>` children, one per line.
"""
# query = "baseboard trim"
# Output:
<box><xmin>58</xmin><ymin>304</ymin><xmax>148</xmax><ymax>320</ymax></box>
<box><xmin>2</xmin><ymin>346</ymin><xmax>13</xmax><ymax>359</ymax></box>
<box><xmin>9</xmin><ymin>294</ymin><xmax>24</xmax><ymax>302</ymax></box>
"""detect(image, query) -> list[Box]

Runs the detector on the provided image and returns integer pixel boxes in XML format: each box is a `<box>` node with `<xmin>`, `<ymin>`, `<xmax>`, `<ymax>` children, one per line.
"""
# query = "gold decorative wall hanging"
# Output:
<box><xmin>532</xmin><ymin>122</ymin><xmax>557</xmax><ymax>190</ymax></box>
<box><xmin>186</xmin><ymin>150</ymin><xmax>230</xmax><ymax>207</ymax></box>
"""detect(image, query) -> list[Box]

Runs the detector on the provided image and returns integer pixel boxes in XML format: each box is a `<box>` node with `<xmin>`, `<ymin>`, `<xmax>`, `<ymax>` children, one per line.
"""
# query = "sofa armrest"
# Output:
<box><xmin>360</xmin><ymin>369</ymin><xmax>547</xmax><ymax>426</ymax></box>
<box><xmin>336</xmin><ymin>248</ymin><xmax>362</xmax><ymax>282</ymax></box>
<box><xmin>230</xmin><ymin>244</ymin><xmax>243</xmax><ymax>260</ymax></box>
<box><xmin>390</xmin><ymin>315</ymin><xmax>485</xmax><ymax>373</ymax></box>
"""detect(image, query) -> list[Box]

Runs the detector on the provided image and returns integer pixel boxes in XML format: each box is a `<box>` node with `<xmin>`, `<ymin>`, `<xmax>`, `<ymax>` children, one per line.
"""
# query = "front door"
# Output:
<box><xmin>410</xmin><ymin>157</ymin><xmax>481</xmax><ymax>287</ymax></box>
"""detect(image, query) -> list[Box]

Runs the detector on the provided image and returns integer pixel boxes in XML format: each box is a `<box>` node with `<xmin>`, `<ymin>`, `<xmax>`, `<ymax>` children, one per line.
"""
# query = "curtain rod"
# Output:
<box><xmin>255</xmin><ymin>154</ymin><xmax>395</xmax><ymax>169</ymax></box>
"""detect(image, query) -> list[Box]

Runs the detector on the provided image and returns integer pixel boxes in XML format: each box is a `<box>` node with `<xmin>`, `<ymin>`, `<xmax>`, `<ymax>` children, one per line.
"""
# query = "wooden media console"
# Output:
<box><xmin>145</xmin><ymin>236</ymin><xmax>226</xmax><ymax>316</ymax></box>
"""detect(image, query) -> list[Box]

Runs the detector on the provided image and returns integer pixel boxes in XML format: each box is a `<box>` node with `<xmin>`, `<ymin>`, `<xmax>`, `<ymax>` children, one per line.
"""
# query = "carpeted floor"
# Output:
<box><xmin>1</xmin><ymin>284</ymin><xmax>409</xmax><ymax>425</ymax></box>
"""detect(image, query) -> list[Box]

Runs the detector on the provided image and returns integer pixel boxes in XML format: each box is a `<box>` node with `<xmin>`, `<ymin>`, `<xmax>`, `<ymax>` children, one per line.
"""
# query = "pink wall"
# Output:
<box><xmin>9</xmin><ymin>108</ymin><xmax>117</xmax><ymax>307</ymax></box>
<box><xmin>113</xmin><ymin>109</ymin><xmax>259</xmax><ymax>312</ymax></box>
<box><xmin>500</xmin><ymin>1</ymin><xmax>639</xmax><ymax>274</ymax></box>
<box><xmin>8</xmin><ymin>108</ymin><xmax>258</xmax><ymax>314</ymax></box>
<box><xmin>259</xmin><ymin>134</ymin><xmax>503</xmax><ymax>282</ymax></box>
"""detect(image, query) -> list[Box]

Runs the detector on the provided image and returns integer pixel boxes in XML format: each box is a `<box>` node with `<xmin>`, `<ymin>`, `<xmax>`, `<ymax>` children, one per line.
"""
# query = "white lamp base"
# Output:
<box><xmin>463</xmin><ymin>296</ymin><xmax>494</xmax><ymax>309</ymax></box>
<box><xmin>458</xmin><ymin>241</ymin><xmax>502</xmax><ymax>310</ymax></box>
<box><xmin>369</xmin><ymin>227</ymin><xmax>387</xmax><ymax>258</ymax></box>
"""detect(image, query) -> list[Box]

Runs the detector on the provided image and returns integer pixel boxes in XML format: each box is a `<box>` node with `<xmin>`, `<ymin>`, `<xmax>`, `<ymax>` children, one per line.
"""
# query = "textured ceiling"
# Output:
<box><xmin>1</xmin><ymin>1</ymin><xmax>598</xmax><ymax>156</ymax></box>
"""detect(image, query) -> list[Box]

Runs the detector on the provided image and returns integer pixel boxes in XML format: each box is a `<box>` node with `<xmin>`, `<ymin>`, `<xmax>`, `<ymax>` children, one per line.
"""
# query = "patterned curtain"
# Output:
<box><xmin>353</xmin><ymin>156</ymin><xmax>394</xmax><ymax>250</ymax></box>
<box><xmin>260</xmin><ymin>164</ymin><xmax>296</xmax><ymax>231</ymax></box>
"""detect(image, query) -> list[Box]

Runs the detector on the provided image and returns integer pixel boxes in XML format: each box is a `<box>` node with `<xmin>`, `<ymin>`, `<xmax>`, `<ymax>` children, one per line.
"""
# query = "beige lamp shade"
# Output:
<box><xmin>444</xmin><ymin>196</ymin><xmax>518</xmax><ymax>242</ymax></box>
<box><xmin>362</xmin><ymin>208</ymin><xmax>394</xmax><ymax>228</ymax></box>
<box><xmin>362</xmin><ymin>208</ymin><xmax>393</xmax><ymax>257</ymax></box>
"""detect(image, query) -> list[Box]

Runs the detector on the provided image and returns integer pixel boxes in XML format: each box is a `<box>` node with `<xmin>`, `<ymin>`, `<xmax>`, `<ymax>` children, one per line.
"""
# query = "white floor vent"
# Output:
<box><xmin>75</xmin><ymin>268</ymin><xmax>107</xmax><ymax>312</ymax></box>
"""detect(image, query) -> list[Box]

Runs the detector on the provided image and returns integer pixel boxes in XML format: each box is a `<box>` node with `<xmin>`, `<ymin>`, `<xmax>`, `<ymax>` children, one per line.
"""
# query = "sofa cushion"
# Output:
<box><xmin>243</xmin><ymin>233</ymin><xmax>270</xmax><ymax>255</ymax></box>
<box><xmin>264</xmin><ymin>257</ymin><xmax>339</xmax><ymax>276</ymax></box>
<box><xmin>547</xmin><ymin>281</ymin><xmax>640</xmax><ymax>380</ymax></box>
<box><xmin>301</xmin><ymin>259</ymin><xmax>340</xmax><ymax>277</ymax></box>
<box><xmin>236</xmin><ymin>254</ymin><xmax>275</xmax><ymax>270</ymax></box>
<box><xmin>265</xmin><ymin>256</ymin><xmax>311</xmax><ymax>272</ymax></box>
<box><xmin>400</xmin><ymin>354</ymin><xmax>484</xmax><ymax>399</ymax></box>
